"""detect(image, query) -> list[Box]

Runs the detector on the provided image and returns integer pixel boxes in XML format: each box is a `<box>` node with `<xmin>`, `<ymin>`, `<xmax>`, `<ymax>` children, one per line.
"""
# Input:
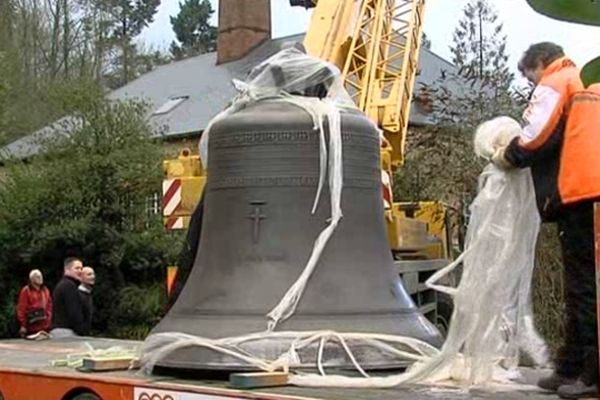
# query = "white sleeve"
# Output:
<box><xmin>521</xmin><ymin>85</ymin><xmax>562</xmax><ymax>143</ymax></box>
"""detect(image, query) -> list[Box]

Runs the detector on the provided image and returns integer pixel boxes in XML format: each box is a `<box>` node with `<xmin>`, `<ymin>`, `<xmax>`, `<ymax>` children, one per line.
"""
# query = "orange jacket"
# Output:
<box><xmin>505</xmin><ymin>57</ymin><xmax>600</xmax><ymax>220</ymax></box>
<box><xmin>559</xmin><ymin>83</ymin><xmax>600</xmax><ymax>204</ymax></box>
<box><xmin>16</xmin><ymin>285</ymin><xmax>52</xmax><ymax>334</ymax></box>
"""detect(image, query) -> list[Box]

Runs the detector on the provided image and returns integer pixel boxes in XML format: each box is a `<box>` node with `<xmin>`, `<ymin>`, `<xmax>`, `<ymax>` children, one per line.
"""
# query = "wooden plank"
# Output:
<box><xmin>229</xmin><ymin>372</ymin><xmax>289</xmax><ymax>389</ymax></box>
<box><xmin>79</xmin><ymin>357</ymin><xmax>138</xmax><ymax>372</ymax></box>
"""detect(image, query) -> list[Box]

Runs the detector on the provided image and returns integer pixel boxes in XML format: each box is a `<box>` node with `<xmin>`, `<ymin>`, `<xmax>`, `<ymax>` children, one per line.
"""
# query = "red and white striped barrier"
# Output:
<box><xmin>163</xmin><ymin>178</ymin><xmax>182</xmax><ymax>229</ymax></box>
<box><xmin>381</xmin><ymin>170</ymin><xmax>393</xmax><ymax>210</ymax></box>
<box><xmin>164</xmin><ymin>216</ymin><xmax>184</xmax><ymax>230</ymax></box>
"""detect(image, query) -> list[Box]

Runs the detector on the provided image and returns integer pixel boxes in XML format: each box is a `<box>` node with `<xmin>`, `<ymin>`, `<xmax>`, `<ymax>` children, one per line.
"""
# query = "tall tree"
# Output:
<box><xmin>0</xmin><ymin>0</ymin><xmax>169</xmax><ymax>146</ymax></box>
<box><xmin>450</xmin><ymin>0</ymin><xmax>513</xmax><ymax>91</ymax></box>
<box><xmin>0</xmin><ymin>0</ymin><xmax>15</xmax><ymax>51</ymax></box>
<box><xmin>428</xmin><ymin>0</ymin><xmax>519</xmax><ymax>129</ymax></box>
<box><xmin>0</xmin><ymin>54</ymin><xmax>10</xmax><ymax>145</ymax></box>
<box><xmin>169</xmin><ymin>0</ymin><xmax>217</xmax><ymax>60</ymax></box>
<box><xmin>421</xmin><ymin>32</ymin><xmax>432</xmax><ymax>50</ymax></box>
<box><xmin>0</xmin><ymin>0</ymin><xmax>15</xmax><ymax>144</ymax></box>
<box><xmin>395</xmin><ymin>0</ymin><xmax>522</xmax><ymax>210</ymax></box>
<box><xmin>95</xmin><ymin>0</ymin><xmax>160</xmax><ymax>84</ymax></box>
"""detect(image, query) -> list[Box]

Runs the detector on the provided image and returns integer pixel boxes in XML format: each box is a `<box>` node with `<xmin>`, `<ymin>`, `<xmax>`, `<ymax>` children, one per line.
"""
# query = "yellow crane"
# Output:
<box><xmin>301</xmin><ymin>0</ymin><xmax>425</xmax><ymax>167</ymax></box>
<box><xmin>296</xmin><ymin>0</ymin><xmax>450</xmax><ymax>259</ymax></box>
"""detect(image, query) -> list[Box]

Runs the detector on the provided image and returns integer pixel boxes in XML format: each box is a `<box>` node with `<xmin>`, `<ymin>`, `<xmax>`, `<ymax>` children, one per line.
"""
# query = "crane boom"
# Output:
<box><xmin>300</xmin><ymin>0</ymin><xmax>426</xmax><ymax>166</ymax></box>
<box><xmin>296</xmin><ymin>0</ymin><xmax>452</xmax><ymax>261</ymax></box>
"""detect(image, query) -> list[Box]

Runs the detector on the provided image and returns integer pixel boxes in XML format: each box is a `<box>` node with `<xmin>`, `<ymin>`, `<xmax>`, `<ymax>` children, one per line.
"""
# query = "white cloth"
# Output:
<box><xmin>521</xmin><ymin>85</ymin><xmax>561</xmax><ymax>142</ymax></box>
<box><xmin>78</xmin><ymin>284</ymin><xmax>91</xmax><ymax>294</ymax></box>
<box><xmin>50</xmin><ymin>328</ymin><xmax>76</xmax><ymax>338</ymax></box>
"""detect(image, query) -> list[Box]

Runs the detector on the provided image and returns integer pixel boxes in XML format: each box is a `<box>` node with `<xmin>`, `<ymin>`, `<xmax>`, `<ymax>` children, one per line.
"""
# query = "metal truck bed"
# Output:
<box><xmin>0</xmin><ymin>338</ymin><xmax>560</xmax><ymax>400</ymax></box>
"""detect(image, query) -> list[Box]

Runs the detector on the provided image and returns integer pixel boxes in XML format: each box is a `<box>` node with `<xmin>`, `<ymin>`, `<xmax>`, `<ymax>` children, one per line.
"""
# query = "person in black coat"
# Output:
<box><xmin>50</xmin><ymin>257</ymin><xmax>86</xmax><ymax>337</ymax></box>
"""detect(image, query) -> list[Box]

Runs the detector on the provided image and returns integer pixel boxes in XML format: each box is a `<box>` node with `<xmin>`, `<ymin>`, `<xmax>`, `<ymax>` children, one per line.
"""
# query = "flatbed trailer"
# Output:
<box><xmin>0</xmin><ymin>337</ymin><xmax>560</xmax><ymax>400</ymax></box>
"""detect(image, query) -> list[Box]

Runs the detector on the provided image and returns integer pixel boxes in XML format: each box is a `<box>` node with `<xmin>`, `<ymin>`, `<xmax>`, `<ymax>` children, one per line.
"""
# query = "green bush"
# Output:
<box><xmin>532</xmin><ymin>224</ymin><xmax>565</xmax><ymax>353</ymax></box>
<box><xmin>108</xmin><ymin>284</ymin><xmax>165</xmax><ymax>340</ymax></box>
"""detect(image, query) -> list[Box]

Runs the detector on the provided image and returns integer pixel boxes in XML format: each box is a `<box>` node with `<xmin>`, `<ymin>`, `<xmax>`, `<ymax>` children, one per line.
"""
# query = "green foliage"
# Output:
<box><xmin>108</xmin><ymin>284</ymin><xmax>165</xmax><ymax>340</ymax></box>
<box><xmin>95</xmin><ymin>0</ymin><xmax>161</xmax><ymax>85</ymax></box>
<box><xmin>98</xmin><ymin>0</ymin><xmax>161</xmax><ymax>38</ymax></box>
<box><xmin>526</xmin><ymin>0</ymin><xmax>600</xmax><ymax>26</ymax></box>
<box><xmin>421</xmin><ymin>32</ymin><xmax>432</xmax><ymax>50</ymax></box>
<box><xmin>170</xmin><ymin>0</ymin><xmax>217</xmax><ymax>59</ymax></box>
<box><xmin>0</xmin><ymin>287</ymin><xmax>19</xmax><ymax>336</ymax></box>
<box><xmin>0</xmin><ymin>27</ymin><xmax>106</xmax><ymax>146</ymax></box>
<box><xmin>394</xmin><ymin>126</ymin><xmax>485</xmax><ymax>203</ymax></box>
<box><xmin>397</xmin><ymin>0</ymin><xmax>523</xmax><ymax>204</ymax></box>
<box><xmin>531</xmin><ymin>225</ymin><xmax>565</xmax><ymax>353</ymax></box>
<box><xmin>0</xmin><ymin>95</ymin><xmax>181</xmax><ymax>338</ymax></box>
<box><xmin>0</xmin><ymin>52</ymin><xmax>10</xmax><ymax>144</ymax></box>
<box><xmin>0</xmin><ymin>0</ymin><xmax>170</xmax><ymax>145</ymax></box>
<box><xmin>581</xmin><ymin>56</ymin><xmax>600</xmax><ymax>88</ymax></box>
<box><xmin>133</xmin><ymin>48</ymin><xmax>172</xmax><ymax>78</ymax></box>
<box><xmin>0</xmin><ymin>0</ymin><xmax>15</xmax><ymax>52</ymax></box>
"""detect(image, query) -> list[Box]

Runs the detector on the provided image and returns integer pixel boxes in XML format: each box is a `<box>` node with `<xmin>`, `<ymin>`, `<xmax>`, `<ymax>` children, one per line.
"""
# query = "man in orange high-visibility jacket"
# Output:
<box><xmin>494</xmin><ymin>42</ymin><xmax>600</xmax><ymax>399</ymax></box>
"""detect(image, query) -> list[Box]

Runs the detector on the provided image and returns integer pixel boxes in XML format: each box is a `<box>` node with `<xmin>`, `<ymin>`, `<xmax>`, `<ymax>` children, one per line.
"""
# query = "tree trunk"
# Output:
<box><xmin>62</xmin><ymin>0</ymin><xmax>69</xmax><ymax>78</ymax></box>
<box><xmin>122</xmin><ymin>19</ymin><xmax>128</xmax><ymax>84</ymax></box>
<box><xmin>48</xmin><ymin>0</ymin><xmax>61</xmax><ymax>78</ymax></box>
<box><xmin>478</xmin><ymin>6</ymin><xmax>483</xmax><ymax>79</ymax></box>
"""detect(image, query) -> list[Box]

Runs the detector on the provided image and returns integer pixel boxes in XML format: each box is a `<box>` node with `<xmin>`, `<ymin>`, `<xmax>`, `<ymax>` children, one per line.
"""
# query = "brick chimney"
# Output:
<box><xmin>217</xmin><ymin>0</ymin><xmax>271</xmax><ymax>65</ymax></box>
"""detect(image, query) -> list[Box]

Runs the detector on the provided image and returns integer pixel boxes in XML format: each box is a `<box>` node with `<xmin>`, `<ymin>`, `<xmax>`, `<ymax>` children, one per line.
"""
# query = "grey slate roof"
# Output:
<box><xmin>1</xmin><ymin>33</ymin><xmax>456</xmax><ymax>160</ymax></box>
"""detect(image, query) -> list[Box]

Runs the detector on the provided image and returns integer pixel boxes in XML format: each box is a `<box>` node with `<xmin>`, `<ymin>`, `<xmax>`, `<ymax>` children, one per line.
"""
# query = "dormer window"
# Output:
<box><xmin>153</xmin><ymin>96</ymin><xmax>190</xmax><ymax>116</ymax></box>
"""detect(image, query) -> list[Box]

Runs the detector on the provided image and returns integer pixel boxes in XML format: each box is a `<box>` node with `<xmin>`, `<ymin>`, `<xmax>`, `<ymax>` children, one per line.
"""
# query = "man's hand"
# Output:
<box><xmin>19</xmin><ymin>326</ymin><xmax>27</xmax><ymax>337</ymax></box>
<box><xmin>492</xmin><ymin>146</ymin><xmax>514</xmax><ymax>170</ymax></box>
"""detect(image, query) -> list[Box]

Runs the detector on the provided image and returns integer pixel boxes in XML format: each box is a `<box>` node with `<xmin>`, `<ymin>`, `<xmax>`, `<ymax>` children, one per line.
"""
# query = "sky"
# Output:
<box><xmin>140</xmin><ymin>0</ymin><xmax>600</xmax><ymax>86</ymax></box>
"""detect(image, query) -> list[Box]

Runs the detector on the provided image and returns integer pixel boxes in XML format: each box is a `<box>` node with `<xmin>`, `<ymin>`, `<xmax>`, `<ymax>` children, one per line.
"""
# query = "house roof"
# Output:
<box><xmin>1</xmin><ymin>33</ymin><xmax>457</xmax><ymax>160</ymax></box>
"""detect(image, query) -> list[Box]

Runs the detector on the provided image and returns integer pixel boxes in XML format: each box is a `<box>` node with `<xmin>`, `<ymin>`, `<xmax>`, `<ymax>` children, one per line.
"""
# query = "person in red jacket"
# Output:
<box><xmin>493</xmin><ymin>42</ymin><xmax>600</xmax><ymax>399</ymax></box>
<box><xmin>16</xmin><ymin>269</ymin><xmax>52</xmax><ymax>337</ymax></box>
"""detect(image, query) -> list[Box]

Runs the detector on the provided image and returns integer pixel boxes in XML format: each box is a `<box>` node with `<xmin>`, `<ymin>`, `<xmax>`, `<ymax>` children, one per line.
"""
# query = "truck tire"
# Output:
<box><xmin>71</xmin><ymin>393</ymin><xmax>101</xmax><ymax>400</ymax></box>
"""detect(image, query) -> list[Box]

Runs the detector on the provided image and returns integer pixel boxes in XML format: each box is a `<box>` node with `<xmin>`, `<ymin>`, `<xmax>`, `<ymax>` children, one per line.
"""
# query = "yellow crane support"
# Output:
<box><xmin>304</xmin><ymin>0</ymin><xmax>426</xmax><ymax>166</ymax></box>
<box><xmin>300</xmin><ymin>0</ymin><xmax>451</xmax><ymax>259</ymax></box>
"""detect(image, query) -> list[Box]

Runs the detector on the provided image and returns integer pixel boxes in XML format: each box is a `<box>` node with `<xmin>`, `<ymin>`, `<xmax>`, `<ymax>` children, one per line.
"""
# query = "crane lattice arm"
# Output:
<box><xmin>296</xmin><ymin>0</ymin><xmax>426</xmax><ymax>167</ymax></box>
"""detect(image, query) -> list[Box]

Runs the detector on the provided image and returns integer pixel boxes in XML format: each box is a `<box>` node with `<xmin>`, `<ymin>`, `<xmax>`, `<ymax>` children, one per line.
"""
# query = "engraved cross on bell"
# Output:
<box><xmin>247</xmin><ymin>201</ymin><xmax>267</xmax><ymax>243</ymax></box>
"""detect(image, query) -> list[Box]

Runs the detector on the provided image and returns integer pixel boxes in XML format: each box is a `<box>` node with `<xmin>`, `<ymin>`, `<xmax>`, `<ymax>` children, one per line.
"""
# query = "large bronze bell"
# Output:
<box><xmin>151</xmin><ymin>99</ymin><xmax>442</xmax><ymax>373</ymax></box>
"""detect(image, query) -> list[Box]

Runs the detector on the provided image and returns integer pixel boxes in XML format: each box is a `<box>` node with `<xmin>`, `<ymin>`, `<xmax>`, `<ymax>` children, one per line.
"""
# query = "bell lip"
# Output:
<box><xmin>153</xmin><ymin>359</ymin><xmax>413</xmax><ymax>372</ymax></box>
<box><xmin>159</xmin><ymin>308</ymin><xmax>424</xmax><ymax>317</ymax></box>
<box><xmin>145</xmin><ymin>331</ymin><xmax>440</xmax><ymax>374</ymax></box>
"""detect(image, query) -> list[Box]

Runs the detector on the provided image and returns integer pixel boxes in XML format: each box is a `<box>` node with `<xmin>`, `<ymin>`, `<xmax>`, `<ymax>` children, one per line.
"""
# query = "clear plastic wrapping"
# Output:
<box><xmin>199</xmin><ymin>46</ymin><xmax>354</xmax><ymax>167</ymax></box>
<box><xmin>473</xmin><ymin>116</ymin><xmax>522</xmax><ymax>160</ymax></box>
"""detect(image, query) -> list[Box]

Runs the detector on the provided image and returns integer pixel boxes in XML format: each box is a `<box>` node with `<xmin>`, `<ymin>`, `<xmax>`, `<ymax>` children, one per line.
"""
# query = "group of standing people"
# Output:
<box><xmin>16</xmin><ymin>257</ymin><xmax>95</xmax><ymax>338</ymax></box>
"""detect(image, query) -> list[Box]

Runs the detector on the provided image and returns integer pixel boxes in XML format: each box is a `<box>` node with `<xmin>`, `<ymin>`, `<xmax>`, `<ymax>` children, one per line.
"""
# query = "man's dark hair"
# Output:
<box><xmin>63</xmin><ymin>257</ymin><xmax>81</xmax><ymax>269</ymax></box>
<box><xmin>518</xmin><ymin>42</ymin><xmax>565</xmax><ymax>74</ymax></box>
